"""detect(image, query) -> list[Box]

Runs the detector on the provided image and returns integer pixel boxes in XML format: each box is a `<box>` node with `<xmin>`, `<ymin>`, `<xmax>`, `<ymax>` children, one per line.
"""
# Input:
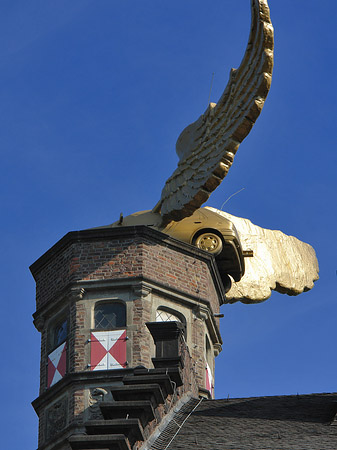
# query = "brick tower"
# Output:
<box><xmin>31</xmin><ymin>225</ymin><xmax>225</xmax><ymax>450</ymax></box>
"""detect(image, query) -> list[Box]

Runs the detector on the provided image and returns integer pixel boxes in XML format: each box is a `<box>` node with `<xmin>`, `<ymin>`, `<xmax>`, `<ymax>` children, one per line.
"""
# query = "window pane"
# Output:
<box><xmin>156</xmin><ymin>309</ymin><xmax>181</xmax><ymax>323</ymax></box>
<box><xmin>95</xmin><ymin>303</ymin><xmax>126</xmax><ymax>329</ymax></box>
<box><xmin>54</xmin><ymin>320</ymin><xmax>67</xmax><ymax>347</ymax></box>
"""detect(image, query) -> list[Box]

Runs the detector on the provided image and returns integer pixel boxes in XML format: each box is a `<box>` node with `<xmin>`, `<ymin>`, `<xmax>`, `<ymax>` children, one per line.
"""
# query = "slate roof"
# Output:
<box><xmin>160</xmin><ymin>393</ymin><xmax>337</xmax><ymax>450</ymax></box>
<box><xmin>147</xmin><ymin>396</ymin><xmax>201</xmax><ymax>450</ymax></box>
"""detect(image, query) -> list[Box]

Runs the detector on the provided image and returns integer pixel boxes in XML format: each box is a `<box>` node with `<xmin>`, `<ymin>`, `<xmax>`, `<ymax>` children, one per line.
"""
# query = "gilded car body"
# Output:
<box><xmin>110</xmin><ymin>207</ymin><xmax>245</xmax><ymax>291</ymax></box>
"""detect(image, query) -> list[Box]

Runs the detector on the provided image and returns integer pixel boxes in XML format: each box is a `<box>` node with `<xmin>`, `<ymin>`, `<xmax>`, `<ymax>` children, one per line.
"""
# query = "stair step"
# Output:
<box><xmin>133</xmin><ymin>367</ymin><xmax>183</xmax><ymax>387</ymax></box>
<box><xmin>85</xmin><ymin>419</ymin><xmax>144</xmax><ymax>446</ymax></box>
<box><xmin>110</xmin><ymin>384</ymin><xmax>164</xmax><ymax>406</ymax></box>
<box><xmin>100</xmin><ymin>401</ymin><xmax>155</xmax><ymax>428</ymax></box>
<box><xmin>123</xmin><ymin>374</ymin><xmax>174</xmax><ymax>397</ymax></box>
<box><xmin>68</xmin><ymin>434</ymin><xmax>131</xmax><ymax>450</ymax></box>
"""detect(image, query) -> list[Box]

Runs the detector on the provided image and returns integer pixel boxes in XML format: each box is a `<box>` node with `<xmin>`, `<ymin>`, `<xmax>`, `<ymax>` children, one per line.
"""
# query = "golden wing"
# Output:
<box><xmin>154</xmin><ymin>0</ymin><xmax>274</xmax><ymax>224</ymax></box>
<box><xmin>206</xmin><ymin>208</ymin><xmax>319</xmax><ymax>304</ymax></box>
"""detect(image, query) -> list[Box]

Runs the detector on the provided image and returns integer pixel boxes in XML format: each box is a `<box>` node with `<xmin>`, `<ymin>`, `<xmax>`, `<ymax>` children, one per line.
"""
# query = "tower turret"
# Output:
<box><xmin>31</xmin><ymin>225</ymin><xmax>225</xmax><ymax>449</ymax></box>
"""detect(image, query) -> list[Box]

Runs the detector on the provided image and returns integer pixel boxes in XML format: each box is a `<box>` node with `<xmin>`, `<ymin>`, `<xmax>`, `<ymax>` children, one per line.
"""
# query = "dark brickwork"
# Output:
<box><xmin>32</xmin><ymin>228</ymin><xmax>221</xmax><ymax>315</ymax></box>
<box><xmin>72</xmin><ymin>303</ymin><xmax>86</xmax><ymax>373</ymax></box>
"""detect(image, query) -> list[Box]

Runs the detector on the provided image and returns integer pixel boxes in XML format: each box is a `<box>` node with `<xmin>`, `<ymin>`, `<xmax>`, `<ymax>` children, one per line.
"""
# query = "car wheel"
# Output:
<box><xmin>193</xmin><ymin>230</ymin><xmax>224</xmax><ymax>256</ymax></box>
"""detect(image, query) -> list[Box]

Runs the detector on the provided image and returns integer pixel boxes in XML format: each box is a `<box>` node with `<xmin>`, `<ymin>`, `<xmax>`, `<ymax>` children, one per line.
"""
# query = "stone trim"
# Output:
<box><xmin>32</xmin><ymin>368</ymin><xmax>135</xmax><ymax>413</ymax></box>
<box><xmin>33</xmin><ymin>277</ymin><xmax>223</xmax><ymax>345</ymax></box>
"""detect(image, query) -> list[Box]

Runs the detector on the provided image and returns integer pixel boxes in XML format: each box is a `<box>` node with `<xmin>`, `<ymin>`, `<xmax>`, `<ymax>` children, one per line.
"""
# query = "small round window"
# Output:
<box><xmin>94</xmin><ymin>302</ymin><xmax>126</xmax><ymax>329</ymax></box>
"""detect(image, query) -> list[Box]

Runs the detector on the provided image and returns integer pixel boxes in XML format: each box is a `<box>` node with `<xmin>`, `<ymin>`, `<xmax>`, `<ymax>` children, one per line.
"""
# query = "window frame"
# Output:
<box><xmin>156</xmin><ymin>306</ymin><xmax>185</xmax><ymax>324</ymax></box>
<box><xmin>46</xmin><ymin>312</ymin><xmax>69</xmax><ymax>389</ymax></box>
<box><xmin>47</xmin><ymin>313</ymin><xmax>69</xmax><ymax>354</ymax></box>
<box><xmin>93</xmin><ymin>300</ymin><xmax>127</xmax><ymax>331</ymax></box>
<box><xmin>155</xmin><ymin>306</ymin><xmax>187</xmax><ymax>338</ymax></box>
<box><xmin>90</xmin><ymin>300</ymin><xmax>128</xmax><ymax>372</ymax></box>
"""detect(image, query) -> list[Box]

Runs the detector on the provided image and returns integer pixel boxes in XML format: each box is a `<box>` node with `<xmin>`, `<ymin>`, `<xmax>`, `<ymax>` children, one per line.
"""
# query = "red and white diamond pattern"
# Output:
<box><xmin>206</xmin><ymin>362</ymin><xmax>214</xmax><ymax>398</ymax></box>
<box><xmin>47</xmin><ymin>342</ymin><xmax>67</xmax><ymax>388</ymax></box>
<box><xmin>91</xmin><ymin>330</ymin><xmax>127</xmax><ymax>371</ymax></box>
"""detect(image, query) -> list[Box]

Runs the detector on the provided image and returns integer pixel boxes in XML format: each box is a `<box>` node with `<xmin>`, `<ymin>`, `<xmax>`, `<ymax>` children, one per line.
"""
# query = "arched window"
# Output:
<box><xmin>91</xmin><ymin>302</ymin><xmax>127</xmax><ymax>372</ymax></box>
<box><xmin>205</xmin><ymin>335</ymin><xmax>212</xmax><ymax>367</ymax></box>
<box><xmin>205</xmin><ymin>335</ymin><xmax>213</xmax><ymax>395</ymax></box>
<box><xmin>156</xmin><ymin>307</ymin><xmax>186</xmax><ymax>327</ymax></box>
<box><xmin>54</xmin><ymin>319</ymin><xmax>67</xmax><ymax>348</ymax></box>
<box><xmin>94</xmin><ymin>302</ymin><xmax>126</xmax><ymax>330</ymax></box>
<box><xmin>47</xmin><ymin>315</ymin><xmax>68</xmax><ymax>389</ymax></box>
<box><xmin>48</xmin><ymin>316</ymin><xmax>68</xmax><ymax>351</ymax></box>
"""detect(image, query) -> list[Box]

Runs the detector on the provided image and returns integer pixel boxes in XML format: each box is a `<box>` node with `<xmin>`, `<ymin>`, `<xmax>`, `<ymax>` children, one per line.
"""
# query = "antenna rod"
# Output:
<box><xmin>221</xmin><ymin>188</ymin><xmax>245</xmax><ymax>210</ymax></box>
<box><xmin>207</xmin><ymin>72</ymin><xmax>215</xmax><ymax>105</ymax></box>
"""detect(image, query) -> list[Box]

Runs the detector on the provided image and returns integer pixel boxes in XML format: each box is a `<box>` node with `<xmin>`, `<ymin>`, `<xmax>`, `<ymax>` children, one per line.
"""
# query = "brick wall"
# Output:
<box><xmin>32</xmin><ymin>228</ymin><xmax>222</xmax><ymax>315</ymax></box>
<box><xmin>191</xmin><ymin>317</ymin><xmax>208</xmax><ymax>388</ymax></box>
<box><xmin>32</xmin><ymin>227</ymin><xmax>223</xmax><ymax>448</ymax></box>
<box><xmin>34</xmin><ymin>229</ymin><xmax>221</xmax><ymax>389</ymax></box>
<box><xmin>131</xmin><ymin>297</ymin><xmax>152</xmax><ymax>368</ymax></box>
<box><xmin>72</xmin><ymin>303</ymin><xmax>86</xmax><ymax>373</ymax></box>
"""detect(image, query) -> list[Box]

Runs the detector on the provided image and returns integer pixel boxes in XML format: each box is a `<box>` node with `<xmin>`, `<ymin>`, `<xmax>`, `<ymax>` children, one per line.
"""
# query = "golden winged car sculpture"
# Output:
<box><xmin>109</xmin><ymin>0</ymin><xmax>319</xmax><ymax>303</ymax></box>
<box><xmin>153</xmin><ymin>0</ymin><xmax>274</xmax><ymax>224</ymax></box>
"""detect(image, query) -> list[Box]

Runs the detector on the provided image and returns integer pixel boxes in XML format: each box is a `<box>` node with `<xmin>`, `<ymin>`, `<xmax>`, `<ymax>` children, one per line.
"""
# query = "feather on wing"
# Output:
<box><xmin>154</xmin><ymin>0</ymin><xmax>274</xmax><ymax>224</ymax></box>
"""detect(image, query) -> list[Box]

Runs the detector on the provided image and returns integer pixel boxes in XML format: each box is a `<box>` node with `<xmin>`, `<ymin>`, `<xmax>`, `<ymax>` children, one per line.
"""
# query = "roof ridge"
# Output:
<box><xmin>213</xmin><ymin>392</ymin><xmax>337</xmax><ymax>402</ymax></box>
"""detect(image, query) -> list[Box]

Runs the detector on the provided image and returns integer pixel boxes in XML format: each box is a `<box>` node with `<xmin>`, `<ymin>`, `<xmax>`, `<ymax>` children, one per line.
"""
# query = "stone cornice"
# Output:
<box><xmin>32</xmin><ymin>276</ymin><xmax>223</xmax><ymax>345</ymax></box>
<box><xmin>32</xmin><ymin>368</ymin><xmax>135</xmax><ymax>413</ymax></box>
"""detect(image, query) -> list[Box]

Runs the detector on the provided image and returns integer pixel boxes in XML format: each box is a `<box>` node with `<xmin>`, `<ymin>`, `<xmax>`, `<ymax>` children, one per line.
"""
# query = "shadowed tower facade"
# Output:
<box><xmin>31</xmin><ymin>225</ymin><xmax>225</xmax><ymax>449</ymax></box>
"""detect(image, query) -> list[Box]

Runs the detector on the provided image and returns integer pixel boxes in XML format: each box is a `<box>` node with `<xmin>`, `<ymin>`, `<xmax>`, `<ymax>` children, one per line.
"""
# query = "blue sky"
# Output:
<box><xmin>1</xmin><ymin>1</ymin><xmax>336</xmax><ymax>448</ymax></box>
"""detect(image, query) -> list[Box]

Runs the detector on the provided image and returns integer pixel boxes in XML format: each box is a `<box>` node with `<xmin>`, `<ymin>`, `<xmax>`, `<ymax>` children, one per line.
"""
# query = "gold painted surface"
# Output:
<box><xmin>109</xmin><ymin>207</ymin><xmax>245</xmax><ymax>283</ymax></box>
<box><xmin>110</xmin><ymin>206</ymin><xmax>319</xmax><ymax>303</ymax></box>
<box><xmin>154</xmin><ymin>0</ymin><xmax>274</xmax><ymax>224</ymax></box>
<box><xmin>207</xmin><ymin>208</ymin><xmax>319</xmax><ymax>303</ymax></box>
<box><xmin>105</xmin><ymin>1</ymin><xmax>319</xmax><ymax>303</ymax></box>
